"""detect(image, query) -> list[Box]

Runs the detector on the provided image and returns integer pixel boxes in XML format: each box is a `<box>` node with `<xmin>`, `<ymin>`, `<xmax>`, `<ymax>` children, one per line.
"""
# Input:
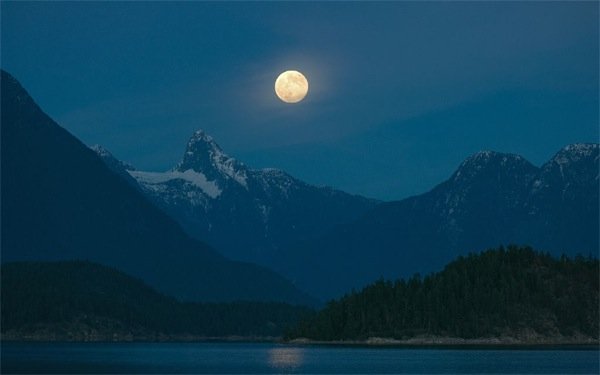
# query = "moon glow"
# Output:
<box><xmin>274</xmin><ymin>70</ymin><xmax>308</xmax><ymax>103</ymax></box>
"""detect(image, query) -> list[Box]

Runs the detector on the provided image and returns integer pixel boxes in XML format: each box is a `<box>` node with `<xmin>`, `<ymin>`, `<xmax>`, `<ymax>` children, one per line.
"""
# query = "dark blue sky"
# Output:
<box><xmin>2</xmin><ymin>2</ymin><xmax>598</xmax><ymax>200</ymax></box>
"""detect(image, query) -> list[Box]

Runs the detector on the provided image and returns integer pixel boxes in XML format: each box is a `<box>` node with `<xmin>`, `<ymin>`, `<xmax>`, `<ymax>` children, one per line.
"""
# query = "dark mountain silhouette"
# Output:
<box><xmin>273</xmin><ymin>146</ymin><xmax>599</xmax><ymax>299</ymax></box>
<box><xmin>1</xmin><ymin>261</ymin><xmax>313</xmax><ymax>340</ymax></box>
<box><xmin>0</xmin><ymin>70</ymin><xmax>315</xmax><ymax>305</ymax></box>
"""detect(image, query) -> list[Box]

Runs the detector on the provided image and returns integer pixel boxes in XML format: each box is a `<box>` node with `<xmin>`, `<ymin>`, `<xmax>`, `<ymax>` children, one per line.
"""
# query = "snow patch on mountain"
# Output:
<box><xmin>128</xmin><ymin>169</ymin><xmax>222</xmax><ymax>198</ymax></box>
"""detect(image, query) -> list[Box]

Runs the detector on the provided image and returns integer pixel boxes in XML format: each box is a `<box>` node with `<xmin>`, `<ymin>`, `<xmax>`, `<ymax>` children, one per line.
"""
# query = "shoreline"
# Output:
<box><xmin>285</xmin><ymin>336</ymin><xmax>600</xmax><ymax>349</ymax></box>
<box><xmin>2</xmin><ymin>333</ymin><xmax>598</xmax><ymax>349</ymax></box>
<box><xmin>0</xmin><ymin>332</ymin><xmax>279</xmax><ymax>343</ymax></box>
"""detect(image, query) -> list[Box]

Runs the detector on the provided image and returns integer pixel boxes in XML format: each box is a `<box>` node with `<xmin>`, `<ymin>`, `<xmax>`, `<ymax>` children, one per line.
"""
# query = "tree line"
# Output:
<box><xmin>286</xmin><ymin>246</ymin><xmax>599</xmax><ymax>340</ymax></box>
<box><xmin>1</xmin><ymin>260</ymin><xmax>313</xmax><ymax>338</ymax></box>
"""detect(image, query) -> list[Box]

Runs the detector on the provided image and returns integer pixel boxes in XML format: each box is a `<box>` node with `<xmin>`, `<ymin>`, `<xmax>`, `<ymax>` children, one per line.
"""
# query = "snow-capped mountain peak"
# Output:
<box><xmin>175</xmin><ymin>130</ymin><xmax>248</xmax><ymax>188</ymax></box>
<box><xmin>537</xmin><ymin>143</ymin><xmax>599</xmax><ymax>184</ymax></box>
<box><xmin>550</xmin><ymin>143</ymin><xmax>599</xmax><ymax>167</ymax></box>
<box><xmin>90</xmin><ymin>130</ymin><xmax>377</xmax><ymax>264</ymax></box>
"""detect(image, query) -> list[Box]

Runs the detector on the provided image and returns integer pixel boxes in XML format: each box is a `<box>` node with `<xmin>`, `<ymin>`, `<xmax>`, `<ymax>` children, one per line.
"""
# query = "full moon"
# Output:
<box><xmin>274</xmin><ymin>70</ymin><xmax>308</xmax><ymax>103</ymax></box>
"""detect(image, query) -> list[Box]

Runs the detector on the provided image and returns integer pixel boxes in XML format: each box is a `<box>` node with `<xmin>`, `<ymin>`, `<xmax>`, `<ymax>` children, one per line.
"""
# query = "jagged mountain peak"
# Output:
<box><xmin>98</xmin><ymin>128</ymin><xmax>377</xmax><ymax>265</ymax></box>
<box><xmin>175</xmin><ymin>129</ymin><xmax>248</xmax><ymax>187</ymax></box>
<box><xmin>181</xmin><ymin>129</ymin><xmax>225</xmax><ymax>161</ymax></box>
<box><xmin>190</xmin><ymin>129</ymin><xmax>214</xmax><ymax>142</ymax></box>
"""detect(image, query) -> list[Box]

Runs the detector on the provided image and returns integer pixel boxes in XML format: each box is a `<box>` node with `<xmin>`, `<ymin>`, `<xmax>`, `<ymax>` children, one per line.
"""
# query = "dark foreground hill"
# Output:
<box><xmin>286</xmin><ymin>246</ymin><xmax>599</xmax><ymax>343</ymax></box>
<box><xmin>0</xmin><ymin>70</ymin><xmax>314</xmax><ymax>305</ymax></box>
<box><xmin>1</xmin><ymin>261</ymin><xmax>313</xmax><ymax>341</ymax></box>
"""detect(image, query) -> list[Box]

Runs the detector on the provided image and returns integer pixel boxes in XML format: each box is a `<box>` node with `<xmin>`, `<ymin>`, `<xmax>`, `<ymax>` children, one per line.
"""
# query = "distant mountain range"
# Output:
<box><xmin>92</xmin><ymin>131</ymin><xmax>377</xmax><ymax>265</ymax></box>
<box><xmin>0</xmin><ymin>70</ymin><xmax>315</xmax><ymax>305</ymax></box>
<box><xmin>274</xmin><ymin>143</ymin><xmax>599</xmax><ymax>299</ymax></box>
<box><xmin>95</xmin><ymin>128</ymin><xmax>598</xmax><ymax>300</ymax></box>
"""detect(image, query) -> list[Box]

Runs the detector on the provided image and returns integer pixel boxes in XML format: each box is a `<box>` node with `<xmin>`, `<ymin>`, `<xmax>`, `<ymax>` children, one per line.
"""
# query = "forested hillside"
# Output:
<box><xmin>287</xmin><ymin>246</ymin><xmax>598</xmax><ymax>341</ymax></box>
<box><xmin>1</xmin><ymin>261</ymin><xmax>313</xmax><ymax>340</ymax></box>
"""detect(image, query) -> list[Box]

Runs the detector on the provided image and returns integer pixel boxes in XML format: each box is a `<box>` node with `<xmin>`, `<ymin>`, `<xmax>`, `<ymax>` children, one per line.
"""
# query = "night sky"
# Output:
<box><xmin>2</xmin><ymin>2</ymin><xmax>598</xmax><ymax>200</ymax></box>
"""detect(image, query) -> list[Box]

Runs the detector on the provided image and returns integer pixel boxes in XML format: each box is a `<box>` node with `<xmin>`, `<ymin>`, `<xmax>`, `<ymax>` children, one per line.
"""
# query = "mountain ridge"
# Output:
<box><xmin>93</xmin><ymin>126</ymin><xmax>598</xmax><ymax>301</ymax></box>
<box><xmin>270</xmin><ymin>142</ymin><xmax>599</xmax><ymax>299</ymax></box>
<box><xmin>93</xmin><ymin>129</ymin><xmax>379</xmax><ymax>265</ymax></box>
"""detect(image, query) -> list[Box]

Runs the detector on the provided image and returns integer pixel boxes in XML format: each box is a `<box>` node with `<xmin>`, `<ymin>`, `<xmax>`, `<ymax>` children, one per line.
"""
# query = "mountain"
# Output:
<box><xmin>0</xmin><ymin>69</ymin><xmax>315</xmax><ymax>305</ymax></box>
<box><xmin>93</xmin><ymin>130</ymin><xmax>377</xmax><ymax>265</ymax></box>
<box><xmin>93</xmin><ymin>121</ymin><xmax>598</xmax><ymax>301</ymax></box>
<box><xmin>273</xmin><ymin>145</ymin><xmax>599</xmax><ymax>299</ymax></box>
<box><xmin>522</xmin><ymin>144</ymin><xmax>600</xmax><ymax>253</ymax></box>
<box><xmin>286</xmin><ymin>246</ymin><xmax>599</xmax><ymax>343</ymax></box>
<box><xmin>1</xmin><ymin>261</ymin><xmax>314</xmax><ymax>340</ymax></box>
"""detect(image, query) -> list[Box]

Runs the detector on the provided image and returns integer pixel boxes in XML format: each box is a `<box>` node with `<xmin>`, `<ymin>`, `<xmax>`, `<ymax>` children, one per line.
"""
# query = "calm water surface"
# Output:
<box><xmin>2</xmin><ymin>342</ymin><xmax>598</xmax><ymax>374</ymax></box>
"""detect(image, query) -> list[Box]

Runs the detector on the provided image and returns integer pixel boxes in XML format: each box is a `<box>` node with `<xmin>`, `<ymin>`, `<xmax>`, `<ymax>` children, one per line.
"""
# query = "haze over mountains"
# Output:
<box><xmin>97</xmin><ymin>128</ymin><xmax>598</xmax><ymax>300</ymax></box>
<box><xmin>0</xmin><ymin>70</ymin><xmax>314</xmax><ymax>305</ymax></box>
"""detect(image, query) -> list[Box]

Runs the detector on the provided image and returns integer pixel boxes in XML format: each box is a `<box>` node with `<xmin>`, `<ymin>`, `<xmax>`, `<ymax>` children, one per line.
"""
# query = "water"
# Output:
<box><xmin>2</xmin><ymin>342</ymin><xmax>598</xmax><ymax>374</ymax></box>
